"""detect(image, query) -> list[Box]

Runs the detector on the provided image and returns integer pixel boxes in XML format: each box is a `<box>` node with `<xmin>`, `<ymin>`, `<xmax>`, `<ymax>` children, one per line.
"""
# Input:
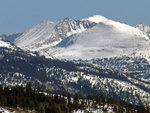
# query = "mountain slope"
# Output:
<box><xmin>53</xmin><ymin>21</ymin><xmax>150</xmax><ymax>60</ymax></box>
<box><xmin>136</xmin><ymin>24</ymin><xmax>150</xmax><ymax>38</ymax></box>
<box><xmin>0</xmin><ymin>37</ymin><xmax>150</xmax><ymax>106</ymax></box>
<box><xmin>15</xmin><ymin>19</ymin><xmax>96</xmax><ymax>52</ymax></box>
<box><xmin>15</xmin><ymin>15</ymin><xmax>150</xmax><ymax>60</ymax></box>
<box><xmin>0</xmin><ymin>46</ymin><xmax>150</xmax><ymax>106</ymax></box>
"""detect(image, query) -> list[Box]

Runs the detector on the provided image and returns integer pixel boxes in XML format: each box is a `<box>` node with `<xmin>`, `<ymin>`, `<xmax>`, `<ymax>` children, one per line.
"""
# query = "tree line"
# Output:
<box><xmin>0</xmin><ymin>83</ymin><xmax>149</xmax><ymax>113</ymax></box>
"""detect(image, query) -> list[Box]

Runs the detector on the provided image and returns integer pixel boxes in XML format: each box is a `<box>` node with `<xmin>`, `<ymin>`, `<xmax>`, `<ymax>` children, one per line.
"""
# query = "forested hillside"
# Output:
<box><xmin>0</xmin><ymin>84</ymin><xmax>149</xmax><ymax>113</ymax></box>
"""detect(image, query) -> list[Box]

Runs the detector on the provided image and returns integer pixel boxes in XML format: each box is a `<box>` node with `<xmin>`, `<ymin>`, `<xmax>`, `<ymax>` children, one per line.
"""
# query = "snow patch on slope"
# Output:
<box><xmin>33</xmin><ymin>39</ymin><xmax>62</xmax><ymax>51</ymax></box>
<box><xmin>0</xmin><ymin>108</ymin><xmax>12</xmax><ymax>113</ymax></box>
<box><xmin>0</xmin><ymin>38</ymin><xmax>14</xmax><ymax>48</ymax></box>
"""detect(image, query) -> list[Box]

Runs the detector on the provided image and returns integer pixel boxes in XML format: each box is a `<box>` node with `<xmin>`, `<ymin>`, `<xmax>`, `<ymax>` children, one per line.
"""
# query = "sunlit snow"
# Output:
<box><xmin>14</xmin><ymin>15</ymin><xmax>150</xmax><ymax>61</ymax></box>
<box><xmin>0</xmin><ymin>39</ymin><xmax>13</xmax><ymax>48</ymax></box>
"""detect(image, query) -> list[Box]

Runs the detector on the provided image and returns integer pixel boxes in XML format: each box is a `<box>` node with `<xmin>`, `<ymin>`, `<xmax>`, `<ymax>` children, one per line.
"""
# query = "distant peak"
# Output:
<box><xmin>82</xmin><ymin>15</ymin><xmax>108</xmax><ymax>23</ymax></box>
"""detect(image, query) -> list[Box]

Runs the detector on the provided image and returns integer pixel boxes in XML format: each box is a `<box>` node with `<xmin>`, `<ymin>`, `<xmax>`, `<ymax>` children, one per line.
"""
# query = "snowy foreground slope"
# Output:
<box><xmin>0</xmin><ymin>108</ymin><xmax>11</xmax><ymax>113</ymax></box>
<box><xmin>15</xmin><ymin>15</ymin><xmax>150</xmax><ymax>60</ymax></box>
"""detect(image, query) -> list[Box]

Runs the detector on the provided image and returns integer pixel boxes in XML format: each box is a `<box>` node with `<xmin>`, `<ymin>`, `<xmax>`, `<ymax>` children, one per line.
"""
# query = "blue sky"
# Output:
<box><xmin>0</xmin><ymin>0</ymin><xmax>150</xmax><ymax>34</ymax></box>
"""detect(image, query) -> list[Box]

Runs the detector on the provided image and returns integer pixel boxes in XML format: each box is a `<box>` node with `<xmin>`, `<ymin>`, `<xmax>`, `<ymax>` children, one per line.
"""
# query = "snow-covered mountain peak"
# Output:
<box><xmin>83</xmin><ymin>15</ymin><xmax>149</xmax><ymax>40</ymax></box>
<box><xmin>53</xmin><ymin>21</ymin><xmax>150</xmax><ymax>60</ymax></box>
<box><xmin>82</xmin><ymin>15</ymin><xmax>108</xmax><ymax>23</ymax></box>
<box><xmin>14</xmin><ymin>15</ymin><xmax>150</xmax><ymax>60</ymax></box>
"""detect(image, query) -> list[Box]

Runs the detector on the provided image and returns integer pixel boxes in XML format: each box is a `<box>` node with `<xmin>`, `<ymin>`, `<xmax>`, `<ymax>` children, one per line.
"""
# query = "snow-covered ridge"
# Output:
<box><xmin>136</xmin><ymin>24</ymin><xmax>150</xmax><ymax>33</ymax></box>
<box><xmin>136</xmin><ymin>24</ymin><xmax>150</xmax><ymax>38</ymax></box>
<box><xmin>66</xmin><ymin>25</ymin><xmax>86</xmax><ymax>37</ymax></box>
<box><xmin>55</xmin><ymin>18</ymin><xmax>89</xmax><ymax>37</ymax></box>
<box><xmin>83</xmin><ymin>15</ymin><xmax>149</xmax><ymax>40</ymax></box>
<box><xmin>82</xmin><ymin>15</ymin><xmax>108</xmax><ymax>23</ymax></box>
<box><xmin>15</xmin><ymin>18</ymin><xmax>96</xmax><ymax>51</ymax></box>
<box><xmin>15</xmin><ymin>21</ymin><xmax>56</xmax><ymax>48</ymax></box>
